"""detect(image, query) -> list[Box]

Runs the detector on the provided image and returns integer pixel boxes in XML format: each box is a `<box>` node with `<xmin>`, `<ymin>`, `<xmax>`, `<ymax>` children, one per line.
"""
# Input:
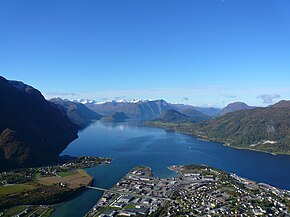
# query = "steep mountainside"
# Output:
<box><xmin>50</xmin><ymin>98</ymin><xmax>102</xmax><ymax>128</ymax></box>
<box><xmin>147</xmin><ymin>100</ymin><xmax>290</xmax><ymax>154</ymax></box>
<box><xmin>0</xmin><ymin>76</ymin><xmax>78</xmax><ymax>170</ymax></box>
<box><xmin>220</xmin><ymin>102</ymin><xmax>256</xmax><ymax>115</ymax></box>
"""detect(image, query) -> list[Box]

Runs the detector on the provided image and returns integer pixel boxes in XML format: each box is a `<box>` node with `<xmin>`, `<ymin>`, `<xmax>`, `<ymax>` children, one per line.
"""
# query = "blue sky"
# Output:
<box><xmin>1</xmin><ymin>0</ymin><xmax>290</xmax><ymax>107</ymax></box>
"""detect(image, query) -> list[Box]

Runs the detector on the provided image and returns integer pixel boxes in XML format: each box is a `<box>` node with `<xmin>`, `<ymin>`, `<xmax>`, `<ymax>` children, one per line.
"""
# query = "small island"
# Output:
<box><xmin>0</xmin><ymin>156</ymin><xmax>111</xmax><ymax>216</ymax></box>
<box><xmin>87</xmin><ymin>164</ymin><xmax>290</xmax><ymax>216</ymax></box>
<box><xmin>102</xmin><ymin>112</ymin><xmax>129</xmax><ymax>122</ymax></box>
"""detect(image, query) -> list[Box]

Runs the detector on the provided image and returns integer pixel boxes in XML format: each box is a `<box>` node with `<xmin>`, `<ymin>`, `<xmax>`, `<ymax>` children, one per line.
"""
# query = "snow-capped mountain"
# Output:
<box><xmin>73</xmin><ymin>99</ymin><xmax>97</xmax><ymax>104</ymax></box>
<box><xmin>73</xmin><ymin>98</ymin><xmax>145</xmax><ymax>105</ymax></box>
<box><xmin>114</xmin><ymin>99</ymin><xmax>145</xmax><ymax>104</ymax></box>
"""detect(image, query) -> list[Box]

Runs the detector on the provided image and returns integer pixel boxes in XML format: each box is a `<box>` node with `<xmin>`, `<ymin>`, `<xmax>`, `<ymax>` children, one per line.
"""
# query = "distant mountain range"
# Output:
<box><xmin>85</xmin><ymin>99</ymin><xmax>174</xmax><ymax>120</ymax></box>
<box><xmin>73</xmin><ymin>98</ymin><xmax>144</xmax><ymax>105</ymax></box>
<box><xmin>146</xmin><ymin>100</ymin><xmax>290</xmax><ymax>154</ymax></box>
<box><xmin>74</xmin><ymin>98</ymin><xmax>223</xmax><ymax>121</ymax></box>
<box><xmin>0</xmin><ymin>76</ymin><xmax>79</xmax><ymax>170</ymax></box>
<box><xmin>71</xmin><ymin>98</ymin><xmax>260</xmax><ymax>121</ymax></box>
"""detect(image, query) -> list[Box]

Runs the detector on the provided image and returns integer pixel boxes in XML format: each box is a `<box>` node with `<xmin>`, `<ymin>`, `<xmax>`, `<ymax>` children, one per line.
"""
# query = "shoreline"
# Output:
<box><xmin>178</xmin><ymin>130</ymin><xmax>290</xmax><ymax>156</ymax></box>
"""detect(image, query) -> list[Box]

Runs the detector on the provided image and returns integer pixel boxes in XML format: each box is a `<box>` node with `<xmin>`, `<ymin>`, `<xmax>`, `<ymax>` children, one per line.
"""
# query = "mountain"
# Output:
<box><xmin>147</xmin><ymin>102</ymin><xmax>290</xmax><ymax>154</ymax></box>
<box><xmin>86</xmin><ymin>99</ymin><xmax>173</xmax><ymax>120</ymax></box>
<box><xmin>159</xmin><ymin>109</ymin><xmax>194</xmax><ymax>123</ymax></box>
<box><xmin>102</xmin><ymin>112</ymin><xmax>129</xmax><ymax>122</ymax></box>
<box><xmin>0</xmin><ymin>76</ymin><xmax>79</xmax><ymax>170</ymax></box>
<box><xmin>270</xmin><ymin>100</ymin><xmax>290</xmax><ymax>108</ymax></box>
<box><xmin>50</xmin><ymin>98</ymin><xmax>102</xmax><ymax>128</ymax></box>
<box><xmin>220</xmin><ymin>102</ymin><xmax>256</xmax><ymax>115</ymax></box>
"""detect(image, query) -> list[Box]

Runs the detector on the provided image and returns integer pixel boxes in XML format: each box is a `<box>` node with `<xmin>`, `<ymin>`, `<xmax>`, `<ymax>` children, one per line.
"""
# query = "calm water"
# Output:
<box><xmin>52</xmin><ymin>121</ymin><xmax>290</xmax><ymax>217</ymax></box>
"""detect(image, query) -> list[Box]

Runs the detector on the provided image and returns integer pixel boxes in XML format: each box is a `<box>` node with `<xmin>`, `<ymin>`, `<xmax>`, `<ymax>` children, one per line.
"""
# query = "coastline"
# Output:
<box><xmin>181</xmin><ymin>131</ymin><xmax>289</xmax><ymax>156</ymax></box>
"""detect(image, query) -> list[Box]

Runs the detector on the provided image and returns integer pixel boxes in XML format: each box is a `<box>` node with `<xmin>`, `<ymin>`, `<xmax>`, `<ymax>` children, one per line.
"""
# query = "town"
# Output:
<box><xmin>87</xmin><ymin>164</ymin><xmax>290</xmax><ymax>216</ymax></box>
<box><xmin>86</xmin><ymin>166</ymin><xmax>174</xmax><ymax>217</ymax></box>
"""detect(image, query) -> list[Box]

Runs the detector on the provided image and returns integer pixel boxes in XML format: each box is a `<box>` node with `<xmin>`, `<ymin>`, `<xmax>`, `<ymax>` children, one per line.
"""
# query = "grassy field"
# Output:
<box><xmin>124</xmin><ymin>204</ymin><xmax>136</xmax><ymax>209</ymax></box>
<box><xmin>0</xmin><ymin>169</ymin><xmax>93</xmax><ymax>209</ymax></box>
<box><xmin>0</xmin><ymin>184</ymin><xmax>36</xmax><ymax>196</ymax></box>
<box><xmin>37</xmin><ymin>169</ymin><xmax>92</xmax><ymax>189</ymax></box>
<box><xmin>58</xmin><ymin>170</ymin><xmax>77</xmax><ymax>178</ymax></box>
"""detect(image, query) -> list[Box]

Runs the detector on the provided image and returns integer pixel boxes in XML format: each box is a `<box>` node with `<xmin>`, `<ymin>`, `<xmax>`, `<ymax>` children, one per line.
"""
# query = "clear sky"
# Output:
<box><xmin>1</xmin><ymin>0</ymin><xmax>290</xmax><ymax>107</ymax></box>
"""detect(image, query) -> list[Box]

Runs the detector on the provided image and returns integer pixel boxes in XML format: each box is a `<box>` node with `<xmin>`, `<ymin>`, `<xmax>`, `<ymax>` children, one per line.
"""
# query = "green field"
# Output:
<box><xmin>57</xmin><ymin>170</ymin><xmax>77</xmax><ymax>178</ymax></box>
<box><xmin>0</xmin><ymin>184</ymin><xmax>36</xmax><ymax>196</ymax></box>
<box><xmin>124</xmin><ymin>204</ymin><xmax>136</xmax><ymax>209</ymax></box>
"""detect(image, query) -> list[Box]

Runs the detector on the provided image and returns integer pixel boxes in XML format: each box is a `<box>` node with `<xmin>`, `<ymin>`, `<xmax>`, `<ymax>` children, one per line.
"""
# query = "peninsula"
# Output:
<box><xmin>87</xmin><ymin>165</ymin><xmax>290</xmax><ymax>216</ymax></box>
<box><xmin>0</xmin><ymin>156</ymin><xmax>111</xmax><ymax>216</ymax></box>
